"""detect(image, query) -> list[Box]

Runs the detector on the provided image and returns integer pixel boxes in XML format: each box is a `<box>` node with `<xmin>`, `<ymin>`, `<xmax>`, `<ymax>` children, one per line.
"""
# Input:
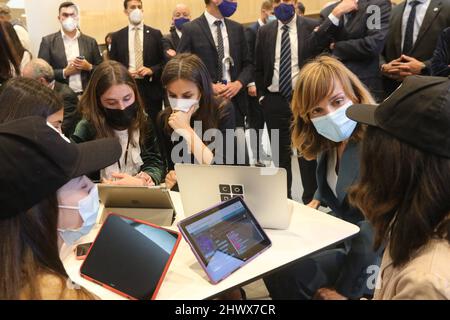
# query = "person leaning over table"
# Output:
<box><xmin>0</xmin><ymin>116</ymin><xmax>121</xmax><ymax>300</ymax></box>
<box><xmin>347</xmin><ymin>75</ymin><xmax>450</xmax><ymax>300</ymax></box>
<box><xmin>72</xmin><ymin>60</ymin><xmax>165</xmax><ymax>187</ymax></box>
<box><xmin>264</xmin><ymin>55</ymin><xmax>381</xmax><ymax>300</ymax></box>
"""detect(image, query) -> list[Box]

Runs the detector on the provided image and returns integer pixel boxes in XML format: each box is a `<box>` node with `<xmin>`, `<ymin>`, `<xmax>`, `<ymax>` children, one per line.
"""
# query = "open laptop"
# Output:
<box><xmin>175</xmin><ymin>164</ymin><xmax>291</xmax><ymax>230</ymax></box>
<box><xmin>98</xmin><ymin>185</ymin><xmax>176</xmax><ymax>227</ymax></box>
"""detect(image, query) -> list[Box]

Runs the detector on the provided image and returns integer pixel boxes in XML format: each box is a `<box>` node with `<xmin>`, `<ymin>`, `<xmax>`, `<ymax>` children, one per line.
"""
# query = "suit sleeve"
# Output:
<box><xmin>332</xmin><ymin>1</ymin><xmax>391</xmax><ymax>61</ymax></box>
<box><xmin>90</xmin><ymin>38</ymin><xmax>103</xmax><ymax>68</ymax></box>
<box><xmin>430</xmin><ymin>28</ymin><xmax>450</xmax><ymax>76</ymax></box>
<box><xmin>254</xmin><ymin>28</ymin><xmax>266</xmax><ymax>96</ymax></box>
<box><xmin>108</xmin><ymin>33</ymin><xmax>119</xmax><ymax>63</ymax></box>
<box><xmin>148</xmin><ymin>30</ymin><xmax>165</xmax><ymax>82</ymax></box>
<box><xmin>140</xmin><ymin>120</ymin><xmax>166</xmax><ymax>185</ymax></box>
<box><xmin>237</xmin><ymin>25</ymin><xmax>254</xmax><ymax>87</ymax></box>
<box><xmin>177</xmin><ymin>24</ymin><xmax>193</xmax><ymax>53</ymax></box>
<box><xmin>38</xmin><ymin>36</ymin><xmax>65</xmax><ymax>82</ymax></box>
<box><xmin>162</xmin><ymin>35</ymin><xmax>175</xmax><ymax>60</ymax></box>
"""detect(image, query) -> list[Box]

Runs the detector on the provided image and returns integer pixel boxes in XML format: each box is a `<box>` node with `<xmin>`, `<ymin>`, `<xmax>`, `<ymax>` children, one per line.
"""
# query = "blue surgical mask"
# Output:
<box><xmin>174</xmin><ymin>17</ymin><xmax>190</xmax><ymax>31</ymax></box>
<box><xmin>274</xmin><ymin>3</ymin><xmax>295</xmax><ymax>22</ymax></box>
<box><xmin>218</xmin><ymin>0</ymin><xmax>238</xmax><ymax>18</ymax></box>
<box><xmin>267</xmin><ymin>15</ymin><xmax>277</xmax><ymax>23</ymax></box>
<box><xmin>310</xmin><ymin>102</ymin><xmax>357</xmax><ymax>143</ymax></box>
<box><xmin>58</xmin><ymin>185</ymin><xmax>99</xmax><ymax>246</ymax></box>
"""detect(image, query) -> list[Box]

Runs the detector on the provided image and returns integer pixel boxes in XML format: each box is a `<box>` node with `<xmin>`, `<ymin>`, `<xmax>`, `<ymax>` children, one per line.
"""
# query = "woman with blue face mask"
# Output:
<box><xmin>264</xmin><ymin>55</ymin><xmax>381</xmax><ymax>300</ymax></box>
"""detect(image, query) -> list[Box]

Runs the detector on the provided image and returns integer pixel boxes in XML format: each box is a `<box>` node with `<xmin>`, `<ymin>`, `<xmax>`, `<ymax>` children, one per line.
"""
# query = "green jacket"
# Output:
<box><xmin>72</xmin><ymin>119</ymin><xmax>166</xmax><ymax>185</ymax></box>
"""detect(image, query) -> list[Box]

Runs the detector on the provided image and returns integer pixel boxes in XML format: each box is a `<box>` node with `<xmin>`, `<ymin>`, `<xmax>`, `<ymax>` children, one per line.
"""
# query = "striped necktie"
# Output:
<box><xmin>214</xmin><ymin>20</ymin><xmax>225</xmax><ymax>82</ymax></box>
<box><xmin>134</xmin><ymin>27</ymin><xmax>143</xmax><ymax>70</ymax></box>
<box><xmin>279</xmin><ymin>24</ymin><xmax>292</xmax><ymax>100</ymax></box>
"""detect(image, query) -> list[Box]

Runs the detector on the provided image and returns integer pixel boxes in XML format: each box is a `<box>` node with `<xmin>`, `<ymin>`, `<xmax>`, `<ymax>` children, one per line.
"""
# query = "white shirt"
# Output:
<box><xmin>268</xmin><ymin>15</ymin><xmax>299</xmax><ymax>93</ymax></box>
<box><xmin>61</xmin><ymin>29</ymin><xmax>83</xmax><ymax>93</ymax></box>
<box><xmin>401</xmin><ymin>0</ymin><xmax>431</xmax><ymax>51</ymax></box>
<box><xmin>204</xmin><ymin>10</ymin><xmax>231</xmax><ymax>83</ymax></box>
<box><xmin>13</xmin><ymin>25</ymin><xmax>31</xmax><ymax>52</ymax></box>
<box><xmin>176</xmin><ymin>28</ymin><xmax>182</xmax><ymax>39</ymax></box>
<box><xmin>326</xmin><ymin>149</ymin><xmax>338</xmax><ymax>198</ymax></box>
<box><xmin>128</xmin><ymin>22</ymin><xmax>144</xmax><ymax>73</ymax></box>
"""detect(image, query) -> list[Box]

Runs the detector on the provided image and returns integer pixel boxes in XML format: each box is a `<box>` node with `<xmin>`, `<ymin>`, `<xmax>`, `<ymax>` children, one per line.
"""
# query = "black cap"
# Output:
<box><xmin>0</xmin><ymin>116</ymin><xmax>122</xmax><ymax>219</ymax></box>
<box><xmin>347</xmin><ymin>76</ymin><xmax>450</xmax><ymax>159</ymax></box>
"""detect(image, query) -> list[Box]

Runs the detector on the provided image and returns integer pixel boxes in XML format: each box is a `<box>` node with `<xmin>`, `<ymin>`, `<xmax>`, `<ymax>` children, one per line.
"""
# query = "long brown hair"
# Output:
<box><xmin>79</xmin><ymin>60</ymin><xmax>148</xmax><ymax>146</ymax></box>
<box><xmin>159</xmin><ymin>53</ymin><xmax>227</xmax><ymax>136</ymax></box>
<box><xmin>291</xmin><ymin>55</ymin><xmax>375</xmax><ymax>160</ymax></box>
<box><xmin>0</xmin><ymin>21</ymin><xmax>21</xmax><ymax>82</ymax></box>
<box><xmin>0</xmin><ymin>77</ymin><xmax>63</xmax><ymax>123</ymax></box>
<box><xmin>348</xmin><ymin>127</ymin><xmax>450</xmax><ymax>267</ymax></box>
<box><xmin>0</xmin><ymin>195</ymin><xmax>93</xmax><ymax>299</ymax></box>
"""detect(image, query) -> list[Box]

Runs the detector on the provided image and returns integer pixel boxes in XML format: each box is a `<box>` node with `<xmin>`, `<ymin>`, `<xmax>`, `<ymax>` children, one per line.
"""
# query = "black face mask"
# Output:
<box><xmin>103</xmin><ymin>102</ymin><xmax>138</xmax><ymax>130</ymax></box>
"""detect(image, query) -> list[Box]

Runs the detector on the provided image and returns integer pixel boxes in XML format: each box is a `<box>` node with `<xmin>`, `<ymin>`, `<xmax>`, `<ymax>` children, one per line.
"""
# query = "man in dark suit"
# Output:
<box><xmin>109</xmin><ymin>0</ymin><xmax>166</xmax><ymax>124</ymax></box>
<box><xmin>245</xmin><ymin>0</ymin><xmax>274</xmax><ymax>165</ymax></box>
<box><xmin>319</xmin><ymin>0</ymin><xmax>392</xmax><ymax>101</ymax></box>
<box><xmin>38</xmin><ymin>2</ymin><xmax>102</xmax><ymax>95</ymax></box>
<box><xmin>178</xmin><ymin>0</ymin><xmax>253</xmax><ymax>130</ymax></box>
<box><xmin>162</xmin><ymin>3</ymin><xmax>192</xmax><ymax>59</ymax></box>
<box><xmin>22</xmin><ymin>59</ymin><xmax>81</xmax><ymax>137</ymax></box>
<box><xmin>255</xmin><ymin>0</ymin><xmax>339</xmax><ymax>200</ymax></box>
<box><xmin>381</xmin><ymin>0</ymin><xmax>450</xmax><ymax>96</ymax></box>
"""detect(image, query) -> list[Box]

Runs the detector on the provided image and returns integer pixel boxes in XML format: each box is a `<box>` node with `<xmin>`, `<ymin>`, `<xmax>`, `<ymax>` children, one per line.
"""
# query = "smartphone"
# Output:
<box><xmin>76</xmin><ymin>242</ymin><xmax>93</xmax><ymax>260</ymax></box>
<box><xmin>77</xmin><ymin>55</ymin><xmax>85</xmax><ymax>60</ymax></box>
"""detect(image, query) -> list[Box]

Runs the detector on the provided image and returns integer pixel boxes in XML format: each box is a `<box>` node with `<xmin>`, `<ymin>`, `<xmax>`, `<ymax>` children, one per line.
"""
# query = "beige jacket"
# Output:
<box><xmin>374</xmin><ymin>239</ymin><xmax>450</xmax><ymax>300</ymax></box>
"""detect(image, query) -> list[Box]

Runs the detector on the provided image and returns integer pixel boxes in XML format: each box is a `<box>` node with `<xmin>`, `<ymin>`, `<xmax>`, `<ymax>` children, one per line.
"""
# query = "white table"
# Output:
<box><xmin>62</xmin><ymin>192</ymin><xmax>360</xmax><ymax>300</ymax></box>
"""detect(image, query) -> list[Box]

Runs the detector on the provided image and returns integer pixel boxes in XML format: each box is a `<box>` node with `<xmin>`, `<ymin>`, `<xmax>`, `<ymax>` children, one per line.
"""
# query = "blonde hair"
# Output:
<box><xmin>291</xmin><ymin>55</ymin><xmax>375</xmax><ymax>160</ymax></box>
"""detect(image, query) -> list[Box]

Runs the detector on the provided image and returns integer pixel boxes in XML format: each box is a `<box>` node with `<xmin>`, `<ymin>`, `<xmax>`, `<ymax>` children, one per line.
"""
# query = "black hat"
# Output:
<box><xmin>0</xmin><ymin>116</ymin><xmax>122</xmax><ymax>220</ymax></box>
<box><xmin>347</xmin><ymin>76</ymin><xmax>450</xmax><ymax>159</ymax></box>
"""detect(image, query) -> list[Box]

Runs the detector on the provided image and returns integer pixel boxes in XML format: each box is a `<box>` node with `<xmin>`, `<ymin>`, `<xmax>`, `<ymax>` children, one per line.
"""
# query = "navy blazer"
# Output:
<box><xmin>38</xmin><ymin>31</ymin><xmax>102</xmax><ymax>90</ymax></box>
<box><xmin>431</xmin><ymin>27</ymin><xmax>450</xmax><ymax>76</ymax></box>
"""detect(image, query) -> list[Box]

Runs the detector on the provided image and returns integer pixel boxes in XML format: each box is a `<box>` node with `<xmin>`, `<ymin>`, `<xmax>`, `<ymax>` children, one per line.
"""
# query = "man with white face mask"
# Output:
<box><xmin>38</xmin><ymin>2</ymin><xmax>102</xmax><ymax>95</ymax></box>
<box><xmin>109</xmin><ymin>0</ymin><xmax>166</xmax><ymax>127</ymax></box>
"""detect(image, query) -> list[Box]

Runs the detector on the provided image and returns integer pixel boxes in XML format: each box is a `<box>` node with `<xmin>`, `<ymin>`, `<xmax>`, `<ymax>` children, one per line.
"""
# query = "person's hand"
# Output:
<box><xmin>314</xmin><ymin>288</ymin><xmax>348</xmax><ymax>300</ymax></box>
<box><xmin>166</xmin><ymin>49</ymin><xmax>177</xmax><ymax>57</ymax></box>
<box><xmin>220</xmin><ymin>81</ymin><xmax>243</xmax><ymax>100</ymax></box>
<box><xmin>248</xmin><ymin>85</ymin><xmax>257</xmax><ymax>97</ymax></box>
<box><xmin>332</xmin><ymin>0</ymin><xmax>358</xmax><ymax>18</ymax></box>
<box><xmin>330</xmin><ymin>42</ymin><xmax>336</xmax><ymax>50</ymax></box>
<box><xmin>103</xmin><ymin>173</ymin><xmax>154</xmax><ymax>187</ymax></box>
<box><xmin>136</xmin><ymin>67</ymin><xmax>154</xmax><ymax>78</ymax></box>
<box><xmin>168</xmin><ymin>106</ymin><xmax>195</xmax><ymax>137</ymax></box>
<box><xmin>396</xmin><ymin>55</ymin><xmax>426</xmax><ymax>75</ymax></box>
<box><xmin>165</xmin><ymin>170</ymin><xmax>178</xmax><ymax>190</ymax></box>
<box><xmin>64</xmin><ymin>62</ymin><xmax>80</xmax><ymax>77</ymax></box>
<box><xmin>73</xmin><ymin>57</ymin><xmax>93</xmax><ymax>71</ymax></box>
<box><xmin>307</xmin><ymin>200</ymin><xmax>321</xmax><ymax>210</ymax></box>
<box><xmin>381</xmin><ymin>57</ymin><xmax>411</xmax><ymax>80</ymax></box>
<box><xmin>213</xmin><ymin>83</ymin><xmax>227</xmax><ymax>96</ymax></box>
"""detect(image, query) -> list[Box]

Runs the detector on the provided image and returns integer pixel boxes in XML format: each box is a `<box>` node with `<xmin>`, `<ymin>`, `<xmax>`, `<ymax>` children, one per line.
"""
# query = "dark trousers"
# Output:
<box><xmin>261</xmin><ymin>93</ymin><xmax>317</xmax><ymax>201</ymax></box>
<box><xmin>247</xmin><ymin>95</ymin><xmax>266</xmax><ymax>162</ymax></box>
<box><xmin>136</xmin><ymin>79</ymin><xmax>163</xmax><ymax>127</ymax></box>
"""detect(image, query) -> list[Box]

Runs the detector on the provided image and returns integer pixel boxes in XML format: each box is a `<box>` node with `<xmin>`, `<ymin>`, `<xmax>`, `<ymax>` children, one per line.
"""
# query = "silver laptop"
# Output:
<box><xmin>98</xmin><ymin>185</ymin><xmax>176</xmax><ymax>227</ymax></box>
<box><xmin>175</xmin><ymin>164</ymin><xmax>291</xmax><ymax>230</ymax></box>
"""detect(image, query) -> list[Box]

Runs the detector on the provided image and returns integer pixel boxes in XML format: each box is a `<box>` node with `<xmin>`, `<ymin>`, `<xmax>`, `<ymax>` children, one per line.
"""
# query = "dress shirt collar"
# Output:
<box><xmin>204</xmin><ymin>10</ymin><xmax>224</xmax><ymax>28</ymax></box>
<box><xmin>60</xmin><ymin>29</ymin><xmax>80</xmax><ymax>41</ymax></box>
<box><xmin>129</xmin><ymin>22</ymin><xmax>144</xmax><ymax>31</ymax></box>
<box><xmin>277</xmin><ymin>14</ymin><xmax>297</xmax><ymax>31</ymax></box>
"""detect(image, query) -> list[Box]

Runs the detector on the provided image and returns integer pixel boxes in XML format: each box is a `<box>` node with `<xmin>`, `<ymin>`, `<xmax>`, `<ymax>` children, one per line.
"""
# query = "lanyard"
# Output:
<box><xmin>117</xmin><ymin>139</ymin><xmax>131</xmax><ymax>171</ymax></box>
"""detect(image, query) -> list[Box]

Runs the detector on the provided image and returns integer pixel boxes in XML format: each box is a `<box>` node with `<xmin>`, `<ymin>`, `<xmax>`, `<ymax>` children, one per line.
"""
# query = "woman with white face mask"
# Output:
<box><xmin>264</xmin><ymin>56</ymin><xmax>381</xmax><ymax>301</ymax></box>
<box><xmin>157</xmin><ymin>53</ymin><xmax>236</xmax><ymax>190</ymax></box>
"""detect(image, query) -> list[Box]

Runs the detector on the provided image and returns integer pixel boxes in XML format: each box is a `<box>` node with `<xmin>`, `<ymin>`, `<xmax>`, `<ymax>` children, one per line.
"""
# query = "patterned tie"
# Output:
<box><xmin>134</xmin><ymin>27</ymin><xmax>143</xmax><ymax>70</ymax></box>
<box><xmin>214</xmin><ymin>20</ymin><xmax>225</xmax><ymax>82</ymax></box>
<box><xmin>279</xmin><ymin>24</ymin><xmax>292</xmax><ymax>100</ymax></box>
<box><xmin>403</xmin><ymin>1</ymin><xmax>421</xmax><ymax>55</ymax></box>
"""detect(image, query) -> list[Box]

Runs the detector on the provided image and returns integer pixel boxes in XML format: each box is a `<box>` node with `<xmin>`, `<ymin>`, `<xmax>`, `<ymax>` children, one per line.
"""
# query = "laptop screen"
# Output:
<box><xmin>80</xmin><ymin>215</ymin><xmax>180</xmax><ymax>300</ymax></box>
<box><xmin>179</xmin><ymin>197</ymin><xmax>272</xmax><ymax>284</ymax></box>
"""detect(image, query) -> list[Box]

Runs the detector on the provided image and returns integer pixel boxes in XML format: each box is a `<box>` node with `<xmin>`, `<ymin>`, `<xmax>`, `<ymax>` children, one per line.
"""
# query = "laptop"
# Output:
<box><xmin>80</xmin><ymin>214</ymin><xmax>181</xmax><ymax>300</ymax></box>
<box><xmin>178</xmin><ymin>197</ymin><xmax>272</xmax><ymax>284</ymax></box>
<box><xmin>175</xmin><ymin>164</ymin><xmax>291</xmax><ymax>230</ymax></box>
<box><xmin>98</xmin><ymin>185</ymin><xmax>176</xmax><ymax>227</ymax></box>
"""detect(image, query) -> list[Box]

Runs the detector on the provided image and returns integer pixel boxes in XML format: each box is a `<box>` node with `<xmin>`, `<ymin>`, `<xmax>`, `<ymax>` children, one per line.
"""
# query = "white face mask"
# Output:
<box><xmin>62</xmin><ymin>17</ymin><xmax>78</xmax><ymax>32</ymax></box>
<box><xmin>58</xmin><ymin>185</ymin><xmax>99</xmax><ymax>246</ymax></box>
<box><xmin>168</xmin><ymin>97</ymin><xmax>200</xmax><ymax>113</ymax></box>
<box><xmin>129</xmin><ymin>9</ymin><xmax>143</xmax><ymax>25</ymax></box>
<box><xmin>310</xmin><ymin>101</ymin><xmax>357</xmax><ymax>143</ymax></box>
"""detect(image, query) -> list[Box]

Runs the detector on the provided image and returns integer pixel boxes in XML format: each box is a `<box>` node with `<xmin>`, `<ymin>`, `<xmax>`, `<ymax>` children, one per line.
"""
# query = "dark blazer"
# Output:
<box><xmin>245</xmin><ymin>21</ymin><xmax>262</xmax><ymax>64</ymax></box>
<box><xmin>430</xmin><ymin>27</ymin><xmax>450</xmax><ymax>76</ymax></box>
<box><xmin>54</xmin><ymin>81</ymin><xmax>81</xmax><ymax>137</ymax></box>
<box><xmin>382</xmin><ymin>0</ymin><xmax>450</xmax><ymax>72</ymax></box>
<box><xmin>320</xmin><ymin>0</ymin><xmax>391</xmax><ymax>98</ymax></box>
<box><xmin>178</xmin><ymin>14</ymin><xmax>253</xmax><ymax>121</ymax></box>
<box><xmin>314</xmin><ymin>141</ymin><xmax>380</xmax><ymax>298</ymax></box>
<box><xmin>255</xmin><ymin>16</ymin><xmax>336</xmax><ymax>96</ymax></box>
<box><xmin>162</xmin><ymin>26</ymin><xmax>181</xmax><ymax>59</ymax></box>
<box><xmin>109</xmin><ymin>25</ymin><xmax>165</xmax><ymax>100</ymax></box>
<box><xmin>38</xmin><ymin>31</ymin><xmax>102</xmax><ymax>90</ymax></box>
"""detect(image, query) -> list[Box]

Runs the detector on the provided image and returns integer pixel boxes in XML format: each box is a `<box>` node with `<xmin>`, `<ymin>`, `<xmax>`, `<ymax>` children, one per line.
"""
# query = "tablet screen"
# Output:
<box><xmin>80</xmin><ymin>215</ymin><xmax>180</xmax><ymax>300</ymax></box>
<box><xmin>179</xmin><ymin>197</ymin><xmax>271</xmax><ymax>284</ymax></box>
